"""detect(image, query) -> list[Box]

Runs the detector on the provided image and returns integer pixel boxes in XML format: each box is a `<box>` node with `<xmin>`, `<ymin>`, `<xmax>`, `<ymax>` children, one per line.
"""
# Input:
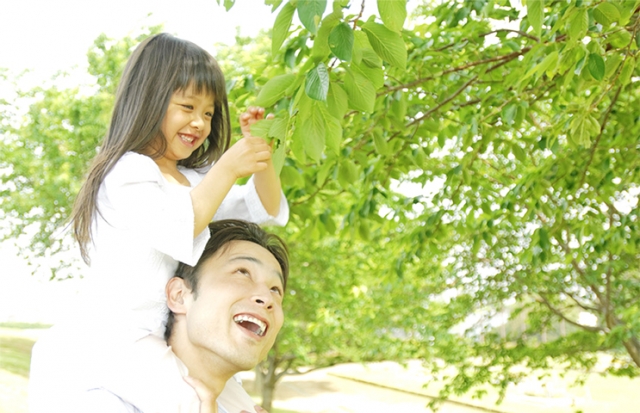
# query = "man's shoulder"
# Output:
<box><xmin>77</xmin><ymin>388</ymin><xmax>144</xmax><ymax>413</ymax></box>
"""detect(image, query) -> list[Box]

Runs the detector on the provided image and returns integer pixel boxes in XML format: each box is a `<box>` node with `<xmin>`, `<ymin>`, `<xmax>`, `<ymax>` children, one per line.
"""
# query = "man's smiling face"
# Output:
<box><xmin>182</xmin><ymin>240</ymin><xmax>285</xmax><ymax>371</ymax></box>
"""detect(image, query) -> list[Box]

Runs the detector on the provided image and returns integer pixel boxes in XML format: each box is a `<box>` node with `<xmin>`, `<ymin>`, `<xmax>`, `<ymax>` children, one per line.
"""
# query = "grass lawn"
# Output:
<box><xmin>0</xmin><ymin>336</ymin><xmax>34</xmax><ymax>377</ymax></box>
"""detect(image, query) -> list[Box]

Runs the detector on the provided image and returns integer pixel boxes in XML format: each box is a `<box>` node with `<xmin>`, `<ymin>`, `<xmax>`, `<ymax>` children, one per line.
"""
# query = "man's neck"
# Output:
<box><xmin>169</xmin><ymin>335</ymin><xmax>236</xmax><ymax>399</ymax></box>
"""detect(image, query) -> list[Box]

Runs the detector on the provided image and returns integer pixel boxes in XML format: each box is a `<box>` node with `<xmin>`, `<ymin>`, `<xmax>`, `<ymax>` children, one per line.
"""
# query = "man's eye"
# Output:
<box><xmin>236</xmin><ymin>268</ymin><xmax>250</xmax><ymax>277</ymax></box>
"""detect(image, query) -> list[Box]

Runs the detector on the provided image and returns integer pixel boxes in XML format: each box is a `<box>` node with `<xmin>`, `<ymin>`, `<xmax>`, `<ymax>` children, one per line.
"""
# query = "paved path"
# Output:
<box><xmin>241</xmin><ymin>368</ymin><xmax>484</xmax><ymax>413</ymax></box>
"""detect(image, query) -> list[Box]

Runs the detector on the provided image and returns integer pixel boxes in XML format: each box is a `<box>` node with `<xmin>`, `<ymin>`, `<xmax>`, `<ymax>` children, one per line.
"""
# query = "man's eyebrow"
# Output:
<box><xmin>229</xmin><ymin>256</ymin><xmax>284</xmax><ymax>287</ymax></box>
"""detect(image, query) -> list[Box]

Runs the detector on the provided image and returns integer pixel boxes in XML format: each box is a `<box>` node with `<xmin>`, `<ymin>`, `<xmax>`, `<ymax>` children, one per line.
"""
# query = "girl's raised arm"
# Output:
<box><xmin>190</xmin><ymin>134</ymin><xmax>272</xmax><ymax>237</ymax></box>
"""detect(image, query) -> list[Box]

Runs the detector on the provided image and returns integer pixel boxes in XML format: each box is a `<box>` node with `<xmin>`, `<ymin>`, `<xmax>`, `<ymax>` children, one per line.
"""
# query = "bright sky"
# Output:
<box><xmin>0</xmin><ymin>0</ymin><xmax>280</xmax><ymax>323</ymax></box>
<box><xmin>0</xmin><ymin>0</ymin><xmax>276</xmax><ymax>91</ymax></box>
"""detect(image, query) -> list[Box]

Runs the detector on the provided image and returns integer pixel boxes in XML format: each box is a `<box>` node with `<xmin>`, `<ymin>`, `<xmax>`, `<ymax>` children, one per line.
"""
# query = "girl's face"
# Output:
<box><xmin>157</xmin><ymin>85</ymin><xmax>214</xmax><ymax>165</ymax></box>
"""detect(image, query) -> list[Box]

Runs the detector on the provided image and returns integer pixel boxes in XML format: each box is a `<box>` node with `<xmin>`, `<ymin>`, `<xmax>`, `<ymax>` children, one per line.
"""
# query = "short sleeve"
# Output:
<box><xmin>214</xmin><ymin>175</ymin><xmax>289</xmax><ymax>226</ymax></box>
<box><xmin>103</xmin><ymin>153</ymin><xmax>209</xmax><ymax>266</ymax></box>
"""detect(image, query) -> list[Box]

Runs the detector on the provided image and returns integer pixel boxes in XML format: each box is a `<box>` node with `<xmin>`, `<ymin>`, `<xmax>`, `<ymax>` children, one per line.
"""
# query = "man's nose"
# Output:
<box><xmin>253</xmin><ymin>285</ymin><xmax>274</xmax><ymax>309</ymax></box>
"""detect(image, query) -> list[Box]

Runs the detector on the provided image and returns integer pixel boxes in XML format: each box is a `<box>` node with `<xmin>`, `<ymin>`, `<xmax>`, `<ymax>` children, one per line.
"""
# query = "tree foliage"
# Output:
<box><xmin>218</xmin><ymin>0</ymin><xmax>640</xmax><ymax>407</ymax></box>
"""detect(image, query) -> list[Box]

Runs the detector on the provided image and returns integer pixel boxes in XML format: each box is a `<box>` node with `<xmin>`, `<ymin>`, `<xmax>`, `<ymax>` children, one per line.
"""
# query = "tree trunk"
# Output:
<box><xmin>261</xmin><ymin>374</ymin><xmax>277</xmax><ymax>413</ymax></box>
<box><xmin>257</xmin><ymin>352</ymin><xmax>279</xmax><ymax>412</ymax></box>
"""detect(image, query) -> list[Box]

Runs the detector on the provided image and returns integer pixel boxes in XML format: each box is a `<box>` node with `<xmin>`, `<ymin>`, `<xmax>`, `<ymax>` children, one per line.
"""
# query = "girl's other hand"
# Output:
<box><xmin>240</xmin><ymin>107</ymin><xmax>274</xmax><ymax>139</ymax></box>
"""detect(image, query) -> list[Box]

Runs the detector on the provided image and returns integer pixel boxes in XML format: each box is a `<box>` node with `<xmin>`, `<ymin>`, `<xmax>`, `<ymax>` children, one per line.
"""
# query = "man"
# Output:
<box><xmin>165</xmin><ymin>219</ymin><xmax>288</xmax><ymax>413</ymax></box>
<box><xmin>34</xmin><ymin>220</ymin><xmax>288</xmax><ymax>413</ymax></box>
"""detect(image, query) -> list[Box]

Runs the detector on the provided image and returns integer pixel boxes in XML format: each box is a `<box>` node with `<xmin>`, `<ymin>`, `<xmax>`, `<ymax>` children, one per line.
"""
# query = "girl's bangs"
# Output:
<box><xmin>174</xmin><ymin>49</ymin><xmax>224</xmax><ymax>100</ymax></box>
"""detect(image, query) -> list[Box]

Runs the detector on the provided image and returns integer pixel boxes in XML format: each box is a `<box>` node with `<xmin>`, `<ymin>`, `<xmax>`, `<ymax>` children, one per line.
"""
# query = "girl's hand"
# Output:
<box><xmin>240</xmin><ymin>405</ymin><xmax>269</xmax><ymax>413</ymax></box>
<box><xmin>216</xmin><ymin>136</ymin><xmax>272</xmax><ymax>180</ymax></box>
<box><xmin>240</xmin><ymin>107</ymin><xmax>274</xmax><ymax>139</ymax></box>
<box><xmin>183</xmin><ymin>376</ymin><xmax>217</xmax><ymax>413</ymax></box>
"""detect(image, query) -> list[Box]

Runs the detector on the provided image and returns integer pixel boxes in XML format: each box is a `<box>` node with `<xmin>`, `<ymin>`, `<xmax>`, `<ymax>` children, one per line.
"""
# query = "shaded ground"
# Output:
<box><xmin>2</xmin><ymin>326</ymin><xmax>640</xmax><ymax>413</ymax></box>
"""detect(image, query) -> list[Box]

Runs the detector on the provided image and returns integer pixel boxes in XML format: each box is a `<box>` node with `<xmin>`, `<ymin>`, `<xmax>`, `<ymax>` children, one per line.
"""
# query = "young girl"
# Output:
<box><xmin>29</xmin><ymin>33</ymin><xmax>287</xmax><ymax>413</ymax></box>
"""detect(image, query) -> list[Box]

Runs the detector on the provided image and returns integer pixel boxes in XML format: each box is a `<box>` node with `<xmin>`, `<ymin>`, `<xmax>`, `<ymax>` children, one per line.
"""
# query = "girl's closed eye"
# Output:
<box><xmin>271</xmin><ymin>286</ymin><xmax>283</xmax><ymax>296</ymax></box>
<box><xmin>181</xmin><ymin>104</ymin><xmax>193</xmax><ymax>110</ymax></box>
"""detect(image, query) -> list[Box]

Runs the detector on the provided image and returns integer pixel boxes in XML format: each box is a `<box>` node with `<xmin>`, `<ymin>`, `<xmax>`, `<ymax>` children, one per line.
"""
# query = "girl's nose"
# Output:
<box><xmin>191</xmin><ymin>114</ymin><xmax>205</xmax><ymax>129</ymax></box>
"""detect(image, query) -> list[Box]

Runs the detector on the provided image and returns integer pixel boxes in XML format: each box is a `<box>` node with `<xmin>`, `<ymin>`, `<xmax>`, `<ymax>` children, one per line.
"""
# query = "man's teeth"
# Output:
<box><xmin>234</xmin><ymin>315</ymin><xmax>267</xmax><ymax>336</ymax></box>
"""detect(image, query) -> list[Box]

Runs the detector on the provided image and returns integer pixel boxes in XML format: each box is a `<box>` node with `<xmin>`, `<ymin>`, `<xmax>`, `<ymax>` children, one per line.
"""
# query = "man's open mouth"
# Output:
<box><xmin>233</xmin><ymin>314</ymin><xmax>268</xmax><ymax>337</ymax></box>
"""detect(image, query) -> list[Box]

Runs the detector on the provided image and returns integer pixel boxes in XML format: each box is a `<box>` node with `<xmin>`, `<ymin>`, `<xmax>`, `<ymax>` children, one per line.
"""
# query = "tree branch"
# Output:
<box><xmin>408</xmin><ymin>75</ymin><xmax>478</xmax><ymax>127</ymax></box>
<box><xmin>538</xmin><ymin>294</ymin><xmax>604</xmax><ymax>333</ymax></box>
<box><xmin>380</xmin><ymin>48</ymin><xmax>530</xmax><ymax>96</ymax></box>
<box><xmin>563</xmin><ymin>289</ymin><xmax>601</xmax><ymax>313</ymax></box>
<box><xmin>479</xmin><ymin>29</ymin><xmax>539</xmax><ymax>42</ymax></box>
<box><xmin>351</xmin><ymin>0</ymin><xmax>365</xmax><ymax>30</ymax></box>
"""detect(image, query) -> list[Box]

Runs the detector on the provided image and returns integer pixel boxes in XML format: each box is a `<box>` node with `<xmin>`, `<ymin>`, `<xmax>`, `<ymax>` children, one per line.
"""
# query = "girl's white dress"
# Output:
<box><xmin>29</xmin><ymin>152</ymin><xmax>289</xmax><ymax>413</ymax></box>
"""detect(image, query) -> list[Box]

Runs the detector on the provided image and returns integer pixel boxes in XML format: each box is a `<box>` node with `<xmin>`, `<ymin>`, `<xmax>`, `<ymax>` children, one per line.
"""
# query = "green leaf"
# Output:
<box><xmin>272</xmin><ymin>140</ymin><xmax>286</xmax><ymax>175</ymax></box>
<box><xmin>327</xmin><ymin>82</ymin><xmax>348</xmax><ymax>119</ymax></box>
<box><xmin>361</xmin><ymin>48</ymin><xmax>383</xmax><ymax>68</ymax></box>
<box><xmin>312</xmin><ymin>12</ymin><xmax>340</xmax><ymax>58</ymax></box>
<box><xmin>338</xmin><ymin>159</ymin><xmax>359</xmax><ymax>188</ymax></box>
<box><xmin>329</xmin><ymin>23</ymin><xmax>354</xmax><ymax>61</ymax></box>
<box><xmin>569</xmin><ymin>113</ymin><xmax>599</xmax><ymax>147</ymax></box>
<box><xmin>587</xmin><ymin>53</ymin><xmax>605</xmax><ymax>81</ymax></box>
<box><xmin>269</xmin><ymin>116</ymin><xmax>288</xmax><ymax>140</ymax></box>
<box><xmin>604</xmin><ymin>54</ymin><xmax>623</xmax><ymax>80</ymax></box>
<box><xmin>305</xmin><ymin>62</ymin><xmax>330</xmax><ymax>101</ymax></box>
<box><xmin>390</xmin><ymin>92</ymin><xmax>406</xmax><ymax>121</ymax></box>
<box><xmin>316</xmin><ymin>160</ymin><xmax>334</xmax><ymax>186</ymax></box>
<box><xmin>377</xmin><ymin>0</ymin><xmax>407</xmax><ymax>32</ymax></box>
<box><xmin>222</xmin><ymin>0</ymin><xmax>235</xmax><ymax>11</ymax></box>
<box><xmin>249</xmin><ymin>119</ymin><xmax>275</xmax><ymax>139</ymax></box>
<box><xmin>343</xmin><ymin>67</ymin><xmax>375</xmax><ymax>113</ymax></box>
<box><xmin>352</xmin><ymin>61</ymin><xmax>384</xmax><ymax>89</ymax></box>
<box><xmin>297</xmin><ymin>0</ymin><xmax>327</xmax><ymax>35</ymax></box>
<box><xmin>592</xmin><ymin>2</ymin><xmax>620</xmax><ymax>27</ymax></box>
<box><xmin>527</xmin><ymin>0</ymin><xmax>543</xmax><ymax>39</ymax></box>
<box><xmin>297</xmin><ymin>98</ymin><xmax>326</xmax><ymax>161</ymax></box>
<box><xmin>539</xmin><ymin>228</ymin><xmax>549</xmax><ymax>249</ymax></box>
<box><xmin>502</xmin><ymin>104</ymin><xmax>517</xmax><ymax>125</ymax></box>
<box><xmin>373</xmin><ymin>131</ymin><xmax>390</xmax><ymax>156</ymax></box>
<box><xmin>607</xmin><ymin>30</ymin><xmax>632</xmax><ymax>48</ymax></box>
<box><xmin>255</xmin><ymin>74</ymin><xmax>296</xmax><ymax>107</ymax></box>
<box><xmin>568</xmin><ymin>8</ymin><xmax>588</xmax><ymax>41</ymax></box>
<box><xmin>536</xmin><ymin>50</ymin><xmax>558</xmax><ymax>78</ymax></box>
<box><xmin>272</xmin><ymin>2</ymin><xmax>296</xmax><ymax>56</ymax></box>
<box><xmin>619</xmin><ymin>58</ymin><xmax>636</xmax><ymax>85</ymax></box>
<box><xmin>320</xmin><ymin>106</ymin><xmax>342</xmax><ymax>155</ymax></box>
<box><xmin>361</xmin><ymin>22</ymin><xmax>407</xmax><ymax>69</ymax></box>
<box><xmin>290</xmin><ymin>126</ymin><xmax>307</xmax><ymax>163</ymax></box>
<box><xmin>281</xmin><ymin>165</ymin><xmax>304</xmax><ymax>187</ymax></box>
<box><xmin>512</xmin><ymin>143</ymin><xmax>526</xmax><ymax>162</ymax></box>
<box><xmin>265</xmin><ymin>0</ymin><xmax>284</xmax><ymax>13</ymax></box>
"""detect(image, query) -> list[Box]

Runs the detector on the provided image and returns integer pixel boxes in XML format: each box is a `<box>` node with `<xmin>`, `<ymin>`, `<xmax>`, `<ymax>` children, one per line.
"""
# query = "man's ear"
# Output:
<box><xmin>166</xmin><ymin>277</ymin><xmax>190</xmax><ymax>315</ymax></box>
